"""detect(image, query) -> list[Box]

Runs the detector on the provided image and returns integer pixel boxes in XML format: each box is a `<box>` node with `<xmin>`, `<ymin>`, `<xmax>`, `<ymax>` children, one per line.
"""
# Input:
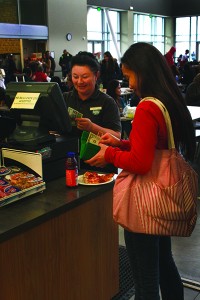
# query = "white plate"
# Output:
<box><xmin>78</xmin><ymin>174</ymin><xmax>114</xmax><ymax>186</ymax></box>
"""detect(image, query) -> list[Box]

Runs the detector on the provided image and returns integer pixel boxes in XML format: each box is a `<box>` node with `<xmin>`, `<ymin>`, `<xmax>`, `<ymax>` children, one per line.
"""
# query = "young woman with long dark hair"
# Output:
<box><xmin>85</xmin><ymin>42</ymin><xmax>196</xmax><ymax>300</ymax></box>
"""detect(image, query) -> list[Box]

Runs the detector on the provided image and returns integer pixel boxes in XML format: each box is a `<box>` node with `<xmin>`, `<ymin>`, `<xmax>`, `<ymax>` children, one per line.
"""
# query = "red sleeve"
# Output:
<box><xmin>104</xmin><ymin>100</ymin><xmax>168</xmax><ymax>174</ymax></box>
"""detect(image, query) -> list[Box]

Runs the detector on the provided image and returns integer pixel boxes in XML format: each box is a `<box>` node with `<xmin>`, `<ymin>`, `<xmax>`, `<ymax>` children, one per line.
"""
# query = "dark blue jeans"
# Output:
<box><xmin>124</xmin><ymin>230</ymin><xmax>184</xmax><ymax>300</ymax></box>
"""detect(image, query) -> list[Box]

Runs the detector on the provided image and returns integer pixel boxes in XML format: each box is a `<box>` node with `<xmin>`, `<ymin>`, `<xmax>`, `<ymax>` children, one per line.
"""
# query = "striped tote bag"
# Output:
<box><xmin>113</xmin><ymin>98</ymin><xmax>198</xmax><ymax>236</ymax></box>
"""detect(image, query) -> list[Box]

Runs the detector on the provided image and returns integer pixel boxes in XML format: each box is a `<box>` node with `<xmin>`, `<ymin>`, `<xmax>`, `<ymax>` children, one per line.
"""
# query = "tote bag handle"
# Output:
<box><xmin>140</xmin><ymin>97</ymin><xmax>175</xmax><ymax>149</ymax></box>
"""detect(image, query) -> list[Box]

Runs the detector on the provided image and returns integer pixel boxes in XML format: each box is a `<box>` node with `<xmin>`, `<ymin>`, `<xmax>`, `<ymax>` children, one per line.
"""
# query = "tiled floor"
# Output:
<box><xmin>118</xmin><ymin>226</ymin><xmax>200</xmax><ymax>300</ymax></box>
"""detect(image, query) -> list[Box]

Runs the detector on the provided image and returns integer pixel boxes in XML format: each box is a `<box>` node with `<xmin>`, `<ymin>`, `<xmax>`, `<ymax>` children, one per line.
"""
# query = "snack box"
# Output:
<box><xmin>0</xmin><ymin>148</ymin><xmax>46</xmax><ymax>207</ymax></box>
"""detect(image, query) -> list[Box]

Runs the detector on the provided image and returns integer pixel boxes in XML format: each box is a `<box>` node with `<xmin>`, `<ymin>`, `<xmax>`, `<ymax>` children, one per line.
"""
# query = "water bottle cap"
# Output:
<box><xmin>67</xmin><ymin>152</ymin><xmax>75</xmax><ymax>157</ymax></box>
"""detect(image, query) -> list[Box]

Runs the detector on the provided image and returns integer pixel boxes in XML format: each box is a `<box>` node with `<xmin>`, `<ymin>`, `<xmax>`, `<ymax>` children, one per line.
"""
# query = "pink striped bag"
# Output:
<box><xmin>113</xmin><ymin>98</ymin><xmax>198</xmax><ymax>236</ymax></box>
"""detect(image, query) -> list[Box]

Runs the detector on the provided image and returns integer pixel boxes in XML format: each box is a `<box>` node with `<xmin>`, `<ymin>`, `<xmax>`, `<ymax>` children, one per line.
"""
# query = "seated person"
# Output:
<box><xmin>185</xmin><ymin>73</ymin><xmax>200</xmax><ymax>106</ymax></box>
<box><xmin>51</xmin><ymin>75</ymin><xmax>68</xmax><ymax>92</ymax></box>
<box><xmin>23</xmin><ymin>67</ymin><xmax>34</xmax><ymax>82</ymax></box>
<box><xmin>106</xmin><ymin>79</ymin><xmax>126</xmax><ymax>115</ymax></box>
<box><xmin>63</xmin><ymin>52</ymin><xmax>121</xmax><ymax>172</ymax></box>
<box><xmin>107</xmin><ymin>79</ymin><xmax>133</xmax><ymax>139</ymax></box>
<box><xmin>32</xmin><ymin>64</ymin><xmax>48</xmax><ymax>82</ymax></box>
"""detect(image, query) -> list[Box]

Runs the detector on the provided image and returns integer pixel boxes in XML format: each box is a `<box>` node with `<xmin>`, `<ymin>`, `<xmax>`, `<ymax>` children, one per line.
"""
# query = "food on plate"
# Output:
<box><xmin>82</xmin><ymin>171</ymin><xmax>114</xmax><ymax>184</ymax></box>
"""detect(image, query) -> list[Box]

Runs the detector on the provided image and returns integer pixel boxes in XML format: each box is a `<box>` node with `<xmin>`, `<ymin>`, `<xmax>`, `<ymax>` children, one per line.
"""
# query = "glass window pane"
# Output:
<box><xmin>87</xmin><ymin>32</ymin><xmax>102</xmax><ymax>40</ymax></box>
<box><xmin>94</xmin><ymin>43</ymin><xmax>102</xmax><ymax>54</ymax></box>
<box><xmin>133</xmin><ymin>13</ymin><xmax>164</xmax><ymax>53</ymax></box>
<box><xmin>156</xmin><ymin>18</ymin><xmax>163</xmax><ymax>35</ymax></box>
<box><xmin>87</xmin><ymin>7</ymin><xmax>102</xmax><ymax>41</ymax></box>
<box><xmin>87</xmin><ymin>7</ymin><xmax>102</xmax><ymax>32</ymax></box>
<box><xmin>108</xmin><ymin>11</ymin><xmax>118</xmax><ymax>31</ymax></box>
<box><xmin>198</xmin><ymin>16</ymin><xmax>200</xmax><ymax>40</ymax></box>
<box><xmin>87</xmin><ymin>42</ymin><xmax>93</xmax><ymax>53</ymax></box>
<box><xmin>87</xmin><ymin>8</ymin><xmax>120</xmax><ymax>60</ymax></box>
<box><xmin>191</xmin><ymin>17</ymin><xmax>196</xmax><ymax>42</ymax></box>
<box><xmin>175</xmin><ymin>16</ymin><xmax>198</xmax><ymax>62</ymax></box>
<box><xmin>176</xmin><ymin>17</ymin><xmax>190</xmax><ymax>36</ymax></box>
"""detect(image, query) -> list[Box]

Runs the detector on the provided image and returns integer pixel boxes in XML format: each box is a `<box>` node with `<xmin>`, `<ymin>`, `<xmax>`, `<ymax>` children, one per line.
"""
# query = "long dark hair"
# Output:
<box><xmin>121</xmin><ymin>42</ymin><xmax>196</xmax><ymax>161</ymax></box>
<box><xmin>102</xmin><ymin>51</ymin><xmax>116</xmax><ymax>72</ymax></box>
<box><xmin>106</xmin><ymin>79</ymin><xmax>120</xmax><ymax>101</ymax></box>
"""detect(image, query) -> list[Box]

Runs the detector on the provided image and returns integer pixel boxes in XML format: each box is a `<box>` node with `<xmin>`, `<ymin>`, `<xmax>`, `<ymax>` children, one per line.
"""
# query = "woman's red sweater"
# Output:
<box><xmin>105</xmin><ymin>99</ymin><xmax>168</xmax><ymax>174</ymax></box>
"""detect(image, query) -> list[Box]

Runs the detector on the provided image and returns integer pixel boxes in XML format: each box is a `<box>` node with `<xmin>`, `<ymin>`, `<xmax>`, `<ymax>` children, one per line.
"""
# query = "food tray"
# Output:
<box><xmin>0</xmin><ymin>181</ymin><xmax>45</xmax><ymax>207</ymax></box>
<box><xmin>0</xmin><ymin>148</ymin><xmax>46</xmax><ymax>207</ymax></box>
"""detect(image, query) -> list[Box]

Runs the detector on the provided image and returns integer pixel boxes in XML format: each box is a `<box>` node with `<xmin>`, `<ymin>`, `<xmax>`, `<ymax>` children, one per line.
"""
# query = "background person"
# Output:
<box><xmin>59</xmin><ymin>49</ymin><xmax>73</xmax><ymax>78</ymax></box>
<box><xmin>182</xmin><ymin>49</ymin><xmax>190</xmax><ymax>64</ymax></box>
<box><xmin>86</xmin><ymin>42</ymin><xmax>196</xmax><ymax>300</ymax></box>
<box><xmin>100</xmin><ymin>51</ymin><xmax>122</xmax><ymax>89</ymax></box>
<box><xmin>164</xmin><ymin>46</ymin><xmax>179</xmax><ymax>77</ymax></box>
<box><xmin>32</xmin><ymin>64</ymin><xmax>48</xmax><ymax>82</ymax></box>
<box><xmin>51</xmin><ymin>75</ymin><xmax>68</xmax><ymax>93</ymax></box>
<box><xmin>106</xmin><ymin>79</ymin><xmax>126</xmax><ymax>114</ymax></box>
<box><xmin>5</xmin><ymin>54</ymin><xmax>17</xmax><ymax>84</ymax></box>
<box><xmin>42</xmin><ymin>51</ymin><xmax>51</xmax><ymax>77</ymax></box>
<box><xmin>0</xmin><ymin>69</ymin><xmax>6</xmax><ymax>89</ymax></box>
<box><xmin>107</xmin><ymin>79</ymin><xmax>132</xmax><ymax>139</ymax></box>
<box><xmin>23</xmin><ymin>67</ymin><xmax>34</xmax><ymax>82</ymax></box>
<box><xmin>185</xmin><ymin>73</ymin><xmax>200</xmax><ymax>106</ymax></box>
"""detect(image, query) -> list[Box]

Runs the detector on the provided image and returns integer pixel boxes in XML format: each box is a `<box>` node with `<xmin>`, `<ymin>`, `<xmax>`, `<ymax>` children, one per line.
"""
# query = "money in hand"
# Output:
<box><xmin>68</xmin><ymin>107</ymin><xmax>83</xmax><ymax>125</ymax></box>
<box><xmin>87</xmin><ymin>132</ymin><xmax>101</xmax><ymax>146</ymax></box>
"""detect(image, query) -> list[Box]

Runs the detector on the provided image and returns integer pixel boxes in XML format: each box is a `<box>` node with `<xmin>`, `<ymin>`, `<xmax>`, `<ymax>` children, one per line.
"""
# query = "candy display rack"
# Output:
<box><xmin>0</xmin><ymin>148</ymin><xmax>46</xmax><ymax>207</ymax></box>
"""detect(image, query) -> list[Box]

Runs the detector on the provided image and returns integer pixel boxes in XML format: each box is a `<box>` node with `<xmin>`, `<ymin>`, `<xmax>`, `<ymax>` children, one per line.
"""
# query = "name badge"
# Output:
<box><xmin>90</xmin><ymin>107</ymin><xmax>102</xmax><ymax>110</ymax></box>
<box><xmin>90</xmin><ymin>107</ymin><xmax>102</xmax><ymax>115</ymax></box>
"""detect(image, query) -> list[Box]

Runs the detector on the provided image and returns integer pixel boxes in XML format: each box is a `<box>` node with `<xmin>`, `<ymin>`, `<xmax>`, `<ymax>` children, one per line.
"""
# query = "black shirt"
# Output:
<box><xmin>63</xmin><ymin>85</ymin><xmax>122</xmax><ymax>139</ymax></box>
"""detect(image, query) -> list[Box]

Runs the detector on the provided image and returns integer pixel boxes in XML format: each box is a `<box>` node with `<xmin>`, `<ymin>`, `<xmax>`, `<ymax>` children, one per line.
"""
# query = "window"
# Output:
<box><xmin>87</xmin><ymin>7</ymin><xmax>120</xmax><ymax>61</ymax></box>
<box><xmin>87</xmin><ymin>7</ymin><xmax>102</xmax><ymax>41</ymax></box>
<box><xmin>175</xmin><ymin>16</ymin><xmax>200</xmax><ymax>61</ymax></box>
<box><xmin>133</xmin><ymin>13</ymin><xmax>165</xmax><ymax>53</ymax></box>
<box><xmin>175</xmin><ymin>17</ymin><xmax>190</xmax><ymax>61</ymax></box>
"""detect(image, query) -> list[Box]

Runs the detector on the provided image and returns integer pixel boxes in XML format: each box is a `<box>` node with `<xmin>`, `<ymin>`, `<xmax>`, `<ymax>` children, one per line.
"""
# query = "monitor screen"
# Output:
<box><xmin>5</xmin><ymin>82</ymin><xmax>72</xmax><ymax>145</ymax></box>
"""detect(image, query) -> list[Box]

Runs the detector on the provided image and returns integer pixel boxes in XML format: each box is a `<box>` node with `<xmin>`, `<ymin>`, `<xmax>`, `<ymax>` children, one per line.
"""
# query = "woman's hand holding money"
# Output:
<box><xmin>99</xmin><ymin>133</ymin><xmax>122</xmax><ymax>147</ymax></box>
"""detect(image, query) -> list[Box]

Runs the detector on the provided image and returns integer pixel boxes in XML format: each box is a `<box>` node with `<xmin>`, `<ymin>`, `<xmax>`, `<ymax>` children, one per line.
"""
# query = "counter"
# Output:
<box><xmin>0</xmin><ymin>176</ymin><xmax>119</xmax><ymax>300</ymax></box>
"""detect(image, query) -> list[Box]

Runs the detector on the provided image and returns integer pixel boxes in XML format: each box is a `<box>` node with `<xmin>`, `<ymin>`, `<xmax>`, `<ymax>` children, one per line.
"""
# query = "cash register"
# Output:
<box><xmin>4</xmin><ymin>82</ymin><xmax>78</xmax><ymax>181</ymax></box>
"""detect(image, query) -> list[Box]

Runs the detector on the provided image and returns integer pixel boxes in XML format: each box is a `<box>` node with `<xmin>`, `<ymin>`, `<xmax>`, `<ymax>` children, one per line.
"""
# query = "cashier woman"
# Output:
<box><xmin>63</xmin><ymin>52</ymin><xmax>122</xmax><ymax>139</ymax></box>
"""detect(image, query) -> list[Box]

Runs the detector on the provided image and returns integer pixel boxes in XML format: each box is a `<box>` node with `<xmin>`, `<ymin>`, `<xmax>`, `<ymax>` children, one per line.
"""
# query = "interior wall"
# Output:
<box><xmin>121</xmin><ymin>11</ymin><xmax>134</xmax><ymax>56</ymax></box>
<box><xmin>47</xmin><ymin>0</ymin><xmax>87</xmax><ymax>76</ymax></box>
